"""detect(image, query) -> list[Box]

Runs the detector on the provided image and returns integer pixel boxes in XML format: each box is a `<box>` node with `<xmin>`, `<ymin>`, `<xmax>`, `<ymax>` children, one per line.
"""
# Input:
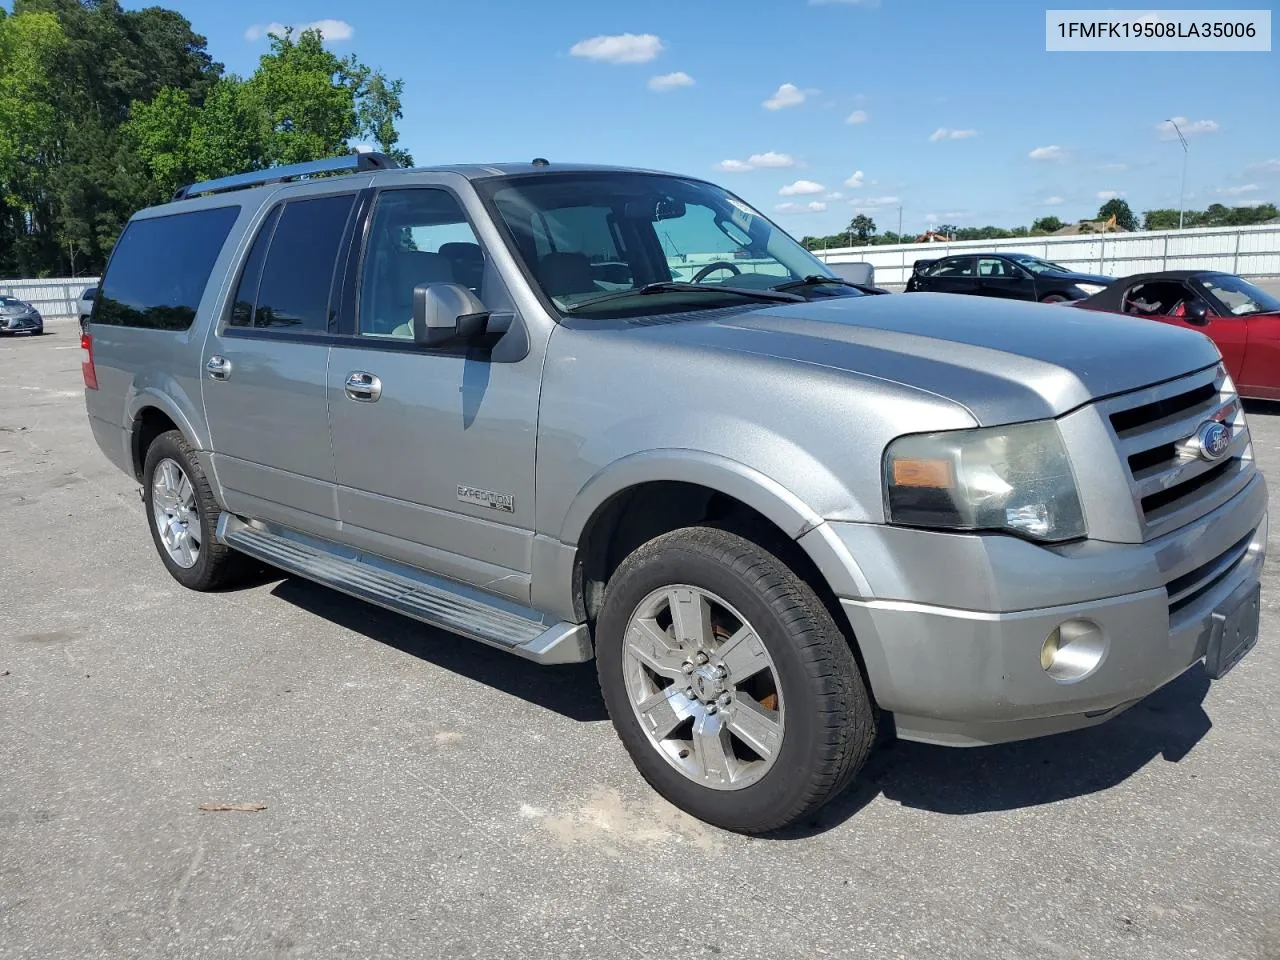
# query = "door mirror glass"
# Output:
<box><xmin>412</xmin><ymin>283</ymin><xmax>489</xmax><ymax>345</ymax></box>
<box><xmin>1183</xmin><ymin>299</ymin><xmax>1211</xmax><ymax>325</ymax></box>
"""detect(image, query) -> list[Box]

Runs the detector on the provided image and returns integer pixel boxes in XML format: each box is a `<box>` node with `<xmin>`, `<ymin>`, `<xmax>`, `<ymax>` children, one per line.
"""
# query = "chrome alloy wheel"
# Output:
<box><xmin>151</xmin><ymin>457</ymin><xmax>201</xmax><ymax>569</ymax></box>
<box><xmin>623</xmin><ymin>585</ymin><xmax>784</xmax><ymax>790</ymax></box>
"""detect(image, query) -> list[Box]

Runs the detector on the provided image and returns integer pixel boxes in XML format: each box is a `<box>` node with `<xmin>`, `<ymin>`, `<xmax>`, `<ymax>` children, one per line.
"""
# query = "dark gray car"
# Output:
<box><xmin>0</xmin><ymin>296</ymin><xmax>43</xmax><ymax>335</ymax></box>
<box><xmin>82</xmin><ymin>153</ymin><xmax>1266</xmax><ymax>833</ymax></box>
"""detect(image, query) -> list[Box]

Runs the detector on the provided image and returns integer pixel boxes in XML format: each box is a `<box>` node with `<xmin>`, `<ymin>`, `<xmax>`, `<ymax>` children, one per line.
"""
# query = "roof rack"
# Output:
<box><xmin>171</xmin><ymin>151</ymin><xmax>400</xmax><ymax>201</ymax></box>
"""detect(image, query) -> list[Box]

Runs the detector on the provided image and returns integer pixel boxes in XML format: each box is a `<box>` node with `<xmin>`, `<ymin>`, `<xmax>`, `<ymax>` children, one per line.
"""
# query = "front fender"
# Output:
<box><xmin>556</xmin><ymin>449</ymin><xmax>873</xmax><ymax>601</ymax></box>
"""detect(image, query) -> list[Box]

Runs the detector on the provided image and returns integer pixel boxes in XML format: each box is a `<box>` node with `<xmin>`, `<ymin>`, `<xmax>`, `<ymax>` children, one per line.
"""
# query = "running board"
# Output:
<box><xmin>216</xmin><ymin>513</ymin><xmax>592</xmax><ymax>664</ymax></box>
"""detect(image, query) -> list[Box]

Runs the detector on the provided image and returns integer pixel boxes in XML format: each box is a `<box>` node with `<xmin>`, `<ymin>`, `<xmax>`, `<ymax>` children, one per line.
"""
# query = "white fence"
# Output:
<box><xmin>0</xmin><ymin>276</ymin><xmax>99</xmax><ymax>321</ymax></box>
<box><xmin>813</xmin><ymin>223</ymin><xmax>1280</xmax><ymax>287</ymax></box>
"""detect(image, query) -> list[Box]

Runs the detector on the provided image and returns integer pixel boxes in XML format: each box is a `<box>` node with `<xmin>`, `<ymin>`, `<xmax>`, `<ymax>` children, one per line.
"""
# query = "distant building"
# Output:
<box><xmin>1053</xmin><ymin>214</ymin><xmax>1126</xmax><ymax>235</ymax></box>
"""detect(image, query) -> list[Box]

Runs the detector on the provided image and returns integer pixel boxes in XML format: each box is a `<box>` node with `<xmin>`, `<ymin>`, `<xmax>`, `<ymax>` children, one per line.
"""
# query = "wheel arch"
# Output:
<box><xmin>126</xmin><ymin>390</ymin><xmax>202</xmax><ymax>483</ymax></box>
<box><xmin>560</xmin><ymin>450</ymin><xmax>873</xmax><ymax>629</ymax></box>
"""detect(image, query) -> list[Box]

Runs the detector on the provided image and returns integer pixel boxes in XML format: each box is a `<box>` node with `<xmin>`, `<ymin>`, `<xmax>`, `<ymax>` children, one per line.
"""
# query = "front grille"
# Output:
<box><xmin>1098</xmin><ymin>364</ymin><xmax>1253</xmax><ymax>540</ymax></box>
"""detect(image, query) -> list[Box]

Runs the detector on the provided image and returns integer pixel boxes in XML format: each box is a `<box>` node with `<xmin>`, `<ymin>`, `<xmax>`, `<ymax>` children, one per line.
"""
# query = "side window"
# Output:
<box><xmin>96</xmin><ymin>205</ymin><xmax>240</xmax><ymax>330</ymax></box>
<box><xmin>250</xmin><ymin>193</ymin><xmax>355</xmax><ymax>332</ymax></box>
<box><xmin>229</xmin><ymin>206</ymin><xmax>281</xmax><ymax>327</ymax></box>
<box><xmin>978</xmin><ymin>257</ymin><xmax>1008</xmax><ymax>277</ymax></box>
<box><xmin>933</xmin><ymin>257</ymin><xmax>975</xmax><ymax>277</ymax></box>
<box><xmin>358</xmin><ymin>189</ymin><xmax>484</xmax><ymax>338</ymax></box>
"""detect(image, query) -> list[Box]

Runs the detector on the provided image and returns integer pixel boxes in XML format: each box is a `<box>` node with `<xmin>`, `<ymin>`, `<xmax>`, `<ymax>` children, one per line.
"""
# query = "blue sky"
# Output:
<box><xmin>62</xmin><ymin>0</ymin><xmax>1280</xmax><ymax>234</ymax></box>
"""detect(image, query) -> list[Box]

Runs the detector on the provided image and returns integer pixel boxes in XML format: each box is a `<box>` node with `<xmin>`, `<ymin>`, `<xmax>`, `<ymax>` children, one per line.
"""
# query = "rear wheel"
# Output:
<box><xmin>142</xmin><ymin>430</ymin><xmax>252</xmax><ymax>590</ymax></box>
<box><xmin>596</xmin><ymin>526</ymin><xmax>876</xmax><ymax>834</ymax></box>
<box><xmin>1041</xmin><ymin>293</ymin><xmax>1068</xmax><ymax>303</ymax></box>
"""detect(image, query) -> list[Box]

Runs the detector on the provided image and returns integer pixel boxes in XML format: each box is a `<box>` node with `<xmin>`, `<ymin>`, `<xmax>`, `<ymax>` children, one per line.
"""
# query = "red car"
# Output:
<box><xmin>1075</xmin><ymin>270</ymin><xmax>1280</xmax><ymax>400</ymax></box>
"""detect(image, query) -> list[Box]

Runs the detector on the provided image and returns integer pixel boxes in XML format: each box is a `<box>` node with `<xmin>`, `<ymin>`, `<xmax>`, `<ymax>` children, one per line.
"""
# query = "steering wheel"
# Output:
<box><xmin>692</xmin><ymin>261</ymin><xmax>742</xmax><ymax>283</ymax></box>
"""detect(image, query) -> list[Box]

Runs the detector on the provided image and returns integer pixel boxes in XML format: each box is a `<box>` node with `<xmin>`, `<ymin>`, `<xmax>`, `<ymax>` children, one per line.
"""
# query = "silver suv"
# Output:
<box><xmin>83</xmin><ymin>153</ymin><xmax>1266</xmax><ymax>833</ymax></box>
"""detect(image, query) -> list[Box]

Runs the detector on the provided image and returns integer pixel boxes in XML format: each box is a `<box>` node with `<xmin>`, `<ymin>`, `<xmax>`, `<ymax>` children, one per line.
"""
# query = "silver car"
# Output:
<box><xmin>83</xmin><ymin>153</ymin><xmax>1266</xmax><ymax>833</ymax></box>
<box><xmin>0</xmin><ymin>296</ymin><xmax>43</xmax><ymax>335</ymax></box>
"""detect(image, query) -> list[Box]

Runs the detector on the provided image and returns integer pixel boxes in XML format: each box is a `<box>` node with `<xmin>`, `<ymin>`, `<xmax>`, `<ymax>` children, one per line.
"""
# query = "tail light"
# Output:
<box><xmin>81</xmin><ymin>332</ymin><xmax>98</xmax><ymax>390</ymax></box>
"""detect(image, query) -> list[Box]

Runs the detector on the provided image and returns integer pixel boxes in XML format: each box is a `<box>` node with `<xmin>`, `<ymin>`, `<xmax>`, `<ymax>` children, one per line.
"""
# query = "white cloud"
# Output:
<box><xmin>853</xmin><ymin>195</ymin><xmax>900</xmax><ymax>208</ymax></box>
<box><xmin>1219</xmin><ymin>184</ymin><xmax>1259</xmax><ymax>196</ymax></box>
<box><xmin>1096</xmin><ymin>190</ymin><xmax>1125</xmax><ymax>201</ymax></box>
<box><xmin>648</xmin><ymin>71</ymin><xmax>694</xmax><ymax>92</ymax></box>
<box><xmin>1249</xmin><ymin>159</ymin><xmax>1280</xmax><ymax>174</ymax></box>
<box><xmin>1043</xmin><ymin>196</ymin><xmax>1065</xmax><ymax>206</ymax></box>
<box><xmin>929</xmin><ymin>127</ymin><xmax>977</xmax><ymax>142</ymax></box>
<box><xmin>749</xmin><ymin>151</ymin><xmax>795</xmax><ymax>168</ymax></box>
<box><xmin>570</xmin><ymin>33</ymin><xmax>664</xmax><ymax>64</ymax></box>
<box><xmin>715</xmin><ymin>152</ymin><xmax>795</xmax><ymax>173</ymax></box>
<box><xmin>775</xmin><ymin>201</ymin><xmax>828</xmax><ymax>213</ymax></box>
<box><xmin>1158</xmin><ymin>116</ymin><xmax>1219</xmax><ymax>139</ymax></box>
<box><xmin>779</xmin><ymin>179</ymin><xmax>825</xmax><ymax>196</ymax></box>
<box><xmin>845</xmin><ymin>109</ymin><xmax>868</xmax><ymax>125</ymax></box>
<box><xmin>764</xmin><ymin>83</ymin><xmax>807</xmax><ymax>110</ymax></box>
<box><xmin>825</xmin><ymin>191</ymin><xmax>844</xmax><ymax>200</ymax></box>
<box><xmin>844</xmin><ymin>170</ymin><xmax>865</xmax><ymax>188</ymax></box>
<box><xmin>245</xmin><ymin>19</ymin><xmax>353</xmax><ymax>41</ymax></box>
<box><xmin>1028</xmin><ymin>145</ymin><xmax>1065</xmax><ymax>161</ymax></box>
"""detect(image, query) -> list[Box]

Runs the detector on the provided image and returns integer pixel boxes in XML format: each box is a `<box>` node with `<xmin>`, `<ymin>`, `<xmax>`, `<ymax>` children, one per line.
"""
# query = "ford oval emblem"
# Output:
<box><xmin>1196</xmin><ymin>421</ymin><xmax>1232</xmax><ymax>462</ymax></box>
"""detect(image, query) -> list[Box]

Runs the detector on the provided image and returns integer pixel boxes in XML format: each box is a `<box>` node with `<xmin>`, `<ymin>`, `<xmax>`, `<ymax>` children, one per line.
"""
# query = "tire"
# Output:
<box><xmin>142</xmin><ymin>429</ymin><xmax>252</xmax><ymax>591</ymax></box>
<box><xmin>1041</xmin><ymin>293</ymin><xmax>1068</xmax><ymax>304</ymax></box>
<box><xmin>596</xmin><ymin>526</ymin><xmax>876</xmax><ymax>834</ymax></box>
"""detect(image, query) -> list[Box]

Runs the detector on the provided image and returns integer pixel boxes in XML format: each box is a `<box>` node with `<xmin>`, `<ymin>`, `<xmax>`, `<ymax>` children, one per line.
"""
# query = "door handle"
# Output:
<box><xmin>206</xmin><ymin>355</ymin><xmax>232</xmax><ymax>381</ymax></box>
<box><xmin>345</xmin><ymin>371</ymin><xmax>382</xmax><ymax>402</ymax></box>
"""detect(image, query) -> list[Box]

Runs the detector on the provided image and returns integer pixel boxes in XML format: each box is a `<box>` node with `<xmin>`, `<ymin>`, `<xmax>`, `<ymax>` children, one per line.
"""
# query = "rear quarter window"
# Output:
<box><xmin>95</xmin><ymin>206</ymin><xmax>240</xmax><ymax>330</ymax></box>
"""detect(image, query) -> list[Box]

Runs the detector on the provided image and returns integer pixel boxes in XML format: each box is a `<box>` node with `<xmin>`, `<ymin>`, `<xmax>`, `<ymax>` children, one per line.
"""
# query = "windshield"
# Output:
<box><xmin>479</xmin><ymin>172</ymin><xmax>844</xmax><ymax>317</ymax></box>
<box><xmin>0</xmin><ymin>297</ymin><xmax>23</xmax><ymax>307</ymax></box>
<box><xmin>1009</xmin><ymin>254</ymin><xmax>1070</xmax><ymax>275</ymax></box>
<box><xmin>1199</xmin><ymin>274</ymin><xmax>1280</xmax><ymax>316</ymax></box>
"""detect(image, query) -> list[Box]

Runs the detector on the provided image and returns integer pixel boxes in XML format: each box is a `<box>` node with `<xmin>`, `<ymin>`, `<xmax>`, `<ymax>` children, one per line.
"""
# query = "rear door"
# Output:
<box><xmin>924</xmin><ymin>256</ymin><xmax>978</xmax><ymax>295</ymax></box>
<box><xmin>201</xmin><ymin>187</ymin><xmax>360</xmax><ymax>537</ymax></box>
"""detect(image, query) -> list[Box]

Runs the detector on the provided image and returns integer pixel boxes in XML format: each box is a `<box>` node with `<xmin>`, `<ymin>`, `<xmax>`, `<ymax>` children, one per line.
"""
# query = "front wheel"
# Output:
<box><xmin>1041</xmin><ymin>293</ymin><xmax>1069</xmax><ymax>304</ymax></box>
<box><xmin>596</xmin><ymin>527</ymin><xmax>876</xmax><ymax>833</ymax></box>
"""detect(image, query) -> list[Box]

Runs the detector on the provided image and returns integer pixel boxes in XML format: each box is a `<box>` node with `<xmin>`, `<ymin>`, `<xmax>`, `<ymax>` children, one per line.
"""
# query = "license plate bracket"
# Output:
<box><xmin>1205</xmin><ymin>582</ymin><xmax>1261</xmax><ymax>680</ymax></box>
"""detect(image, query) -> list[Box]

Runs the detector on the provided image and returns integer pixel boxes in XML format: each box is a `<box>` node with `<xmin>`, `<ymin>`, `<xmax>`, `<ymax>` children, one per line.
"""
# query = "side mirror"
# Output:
<box><xmin>412</xmin><ymin>283</ymin><xmax>489</xmax><ymax>346</ymax></box>
<box><xmin>1183</xmin><ymin>299</ymin><xmax>1211</xmax><ymax>325</ymax></box>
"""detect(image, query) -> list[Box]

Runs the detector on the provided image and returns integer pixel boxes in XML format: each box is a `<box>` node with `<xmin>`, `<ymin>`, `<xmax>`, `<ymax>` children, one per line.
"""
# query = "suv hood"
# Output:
<box><xmin>647</xmin><ymin>292</ymin><xmax>1221</xmax><ymax>424</ymax></box>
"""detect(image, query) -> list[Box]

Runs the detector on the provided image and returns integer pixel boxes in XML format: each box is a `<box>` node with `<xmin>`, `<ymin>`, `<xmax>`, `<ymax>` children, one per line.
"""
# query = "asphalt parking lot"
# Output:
<box><xmin>2</xmin><ymin>320</ymin><xmax>1279</xmax><ymax>960</ymax></box>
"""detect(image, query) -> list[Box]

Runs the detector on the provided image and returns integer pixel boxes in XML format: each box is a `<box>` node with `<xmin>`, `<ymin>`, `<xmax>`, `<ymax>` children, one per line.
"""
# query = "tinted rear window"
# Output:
<box><xmin>95</xmin><ymin>206</ymin><xmax>240</xmax><ymax>330</ymax></box>
<box><xmin>249</xmin><ymin>194</ymin><xmax>355</xmax><ymax>332</ymax></box>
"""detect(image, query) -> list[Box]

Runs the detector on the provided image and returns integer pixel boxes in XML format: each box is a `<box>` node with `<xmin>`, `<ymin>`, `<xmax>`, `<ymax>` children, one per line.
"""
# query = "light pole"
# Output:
<box><xmin>1168</xmin><ymin>118</ymin><xmax>1189</xmax><ymax>229</ymax></box>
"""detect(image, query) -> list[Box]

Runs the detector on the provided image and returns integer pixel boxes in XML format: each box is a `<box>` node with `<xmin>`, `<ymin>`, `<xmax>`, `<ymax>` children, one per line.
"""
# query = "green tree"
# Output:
<box><xmin>1096</xmin><ymin>197</ymin><xmax>1137</xmax><ymax>231</ymax></box>
<box><xmin>245</xmin><ymin>27</ymin><xmax>362</xmax><ymax>166</ymax></box>
<box><xmin>848</xmin><ymin>214</ymin><xmax>876</xmax><ymax>243</ymax></box>
<box><xmin>357</xmin><ymin>71</ymin><xmax>413</xmax><ymax>166</ymax></box>
<box><xmin>1031</xmin><ymin>215</ymin><xmax>1064</xmax><ymax>234</ymax></box>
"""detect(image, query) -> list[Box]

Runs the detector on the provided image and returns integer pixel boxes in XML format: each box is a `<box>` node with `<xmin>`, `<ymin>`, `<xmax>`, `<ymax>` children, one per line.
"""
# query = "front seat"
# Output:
<box><xmin>439</xmin><ymin>242</ymin><xmax>484</xmax><ymax>295</ymax></box>
<box><xmin>379</xmin><ymin>250</ymin><xmax>454</xmax><ymax>336</ymax></box>
<box><xmin>537</xmin><ymin>252</ymin><xmax>597</xmax><ymax>299</ymax></box>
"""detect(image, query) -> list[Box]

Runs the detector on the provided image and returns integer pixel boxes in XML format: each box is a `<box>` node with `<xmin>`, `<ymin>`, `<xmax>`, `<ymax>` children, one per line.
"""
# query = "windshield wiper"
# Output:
<box><xmin>771</xmin><ymin>274</ymin><xmax>872</xmax><ymax>293</ymax></box>
<box><xmin>561</xmin><ymin>281</ymin><xmax>804</xmax><ymax>313</ymax></box>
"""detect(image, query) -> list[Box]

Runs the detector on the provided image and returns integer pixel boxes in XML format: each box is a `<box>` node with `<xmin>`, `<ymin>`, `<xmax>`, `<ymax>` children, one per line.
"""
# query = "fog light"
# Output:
<box><xmin>1040</xmin><ymin>620</ymin><xmax>1106</xmax><ymax>682</ymax></box>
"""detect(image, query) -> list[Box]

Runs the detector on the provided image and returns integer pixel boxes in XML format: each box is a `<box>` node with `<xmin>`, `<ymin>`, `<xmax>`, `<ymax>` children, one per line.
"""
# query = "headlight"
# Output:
<box><xmin>883</xmin><ymin>420</ymin><xmax>1086</xmax><ymax>542</ymax></box>
<box><xmin>1074</xmin><ymin>283</ymin><xmax>1107</xmax><ymax>295</ymax></box>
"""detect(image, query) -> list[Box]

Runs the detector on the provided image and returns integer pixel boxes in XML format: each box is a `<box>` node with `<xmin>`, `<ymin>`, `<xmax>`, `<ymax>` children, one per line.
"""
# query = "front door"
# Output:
<box><xmin>201</xmin><ymin>190</ymin><xmax>358</xmax><ymax>536</ymax></box>
<box><xmin>976</xmin><ymin>257</ymin><xmax>1030</xmax><ymax>300</ymax></box>
<box><xmin>326</xmin><ymin>186</ymin><xmax>542</xmax><ymax>603</ymax></box>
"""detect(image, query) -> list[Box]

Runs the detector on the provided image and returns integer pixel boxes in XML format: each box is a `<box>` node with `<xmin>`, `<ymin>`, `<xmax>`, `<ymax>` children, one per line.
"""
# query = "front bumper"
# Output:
<box><xmin>835</xmin><ymin>474</ymin><xmax>1267</xmax><ymax>746</ymax></box>
<box><xmin>0</xmin><ymin>315</ymin><xmax>42</xmax><ymax>333</ymax></box>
